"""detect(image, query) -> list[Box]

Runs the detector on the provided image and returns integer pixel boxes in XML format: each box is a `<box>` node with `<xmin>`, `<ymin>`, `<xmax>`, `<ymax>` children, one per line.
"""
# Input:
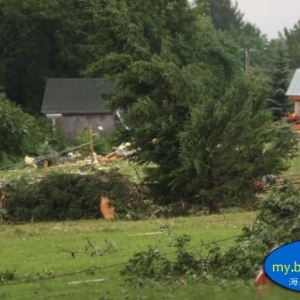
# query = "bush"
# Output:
<box><xmin>24</xmin><ymin>116</ymin><xmax>68</xmax><ymax>156</ymax></box>
<box><xmin>0</xmin><ymin>93</ymin><xmax>67</xmax><ymax>166</ymax></box>
<box><xmin>4</xmin><ymin>170</ymin><xmax>144</xmax><ymax>222</ymax></box>
<box><xmin>0</xmin><ymin>94</ymin><xmax>29</xmax><ymax>156</ymax></box>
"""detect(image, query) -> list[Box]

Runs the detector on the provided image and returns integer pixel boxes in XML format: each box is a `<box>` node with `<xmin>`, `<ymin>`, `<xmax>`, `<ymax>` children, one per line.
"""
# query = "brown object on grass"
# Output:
<box><xmin>100</xmin><ymin>196</ymin><xmax>115</xmax><ymax>219</ymax></box>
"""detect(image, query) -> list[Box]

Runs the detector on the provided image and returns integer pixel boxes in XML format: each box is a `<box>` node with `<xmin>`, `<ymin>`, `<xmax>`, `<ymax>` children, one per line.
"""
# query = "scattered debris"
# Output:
<box><xmin>287</xmin><ymin>112</ymin><xmax>300</xmax><ymax>133</ymax></box>
<box><xmin>67</xmin><ymin>151</ymin><xmax>82</xmax><ymax>162</ymax></box>
<box><xmin>287</xmin><ymin>112</ymin><xmax>300</xmax><ymax>124</ymax></box>
<box><xmin>86</xmin><ymin>238</ymin><xmax>103</xmax><ymax>256</ymax></box>
<box><xmin>97</xmin><ymin>142</ymin><xmax>136</xmax><ymax>165</ymax></box>
<box><xmin>162</xmin><ymin>278</ymin><xmax>186</xmax><ymax>286</ymax></box>
<box><xmin>24</xmin><ymin>155</ymin><xmax>37</xmax><ymax>168</ymax></box>
<box><xmin>255</xmin><ymin>174</ymin><xmax>300</xmax><ymax>193</ymax></box>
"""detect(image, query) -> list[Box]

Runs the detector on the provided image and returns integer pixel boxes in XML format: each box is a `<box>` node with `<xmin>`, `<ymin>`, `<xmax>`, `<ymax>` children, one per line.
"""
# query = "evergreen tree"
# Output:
<box><xmin>266</xmin><ymin>43</ymin><xmax>292</xmax><ymax>120</ymax></box>
<box><xmin>85</xmin><ymin>0</ymin><xmax>298</xmax><ymax>213</ymax></box>
<box><xmin>203</xmin><ymin>0</ymin><xmax>267</xmax><ymax>72</ymax></box>
<box><xmin>178</xmin><ymin>71</ymin><xmax>297</xmax><ymax>213</ymax></box>
<box><xmin>282</xmin><ymin>20</ymin><xmax>300</xmax><ymax>70</ymax></box>
<box><xmin>0</xmin><ymin>0</ymin><xmax>89</xmax><ymax>112</ymax></box>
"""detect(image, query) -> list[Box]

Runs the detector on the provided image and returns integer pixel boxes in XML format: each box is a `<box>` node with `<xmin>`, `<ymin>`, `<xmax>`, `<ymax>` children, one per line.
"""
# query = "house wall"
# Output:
<box><xmin>295</xmin><ymin>101</ymin><xmax>300</xmax><ymax>114</ymax></box>
<box><xmin>55</xmin><ymin>114</ymin><xmax>115</xmax><ymax>141</ymax></box>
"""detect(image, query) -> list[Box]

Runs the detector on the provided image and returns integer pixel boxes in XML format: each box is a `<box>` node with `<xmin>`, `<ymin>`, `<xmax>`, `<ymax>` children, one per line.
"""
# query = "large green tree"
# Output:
<box><xmin>85</xmin><ymin>0</ymin><xmax>298</xmax><ymax>213</ymax></box>
<box><xmin>179</xmin><ymin>71</ymin><xmax>297</xmax><ymax>212</ymax></box>
<box><xmin>282</xmin><ymin>21</ymin><xmax>300</xmax><ymax>70</ymax></box>
<box><xmin>0</xmin><ymin>0</ymin><xmax>89</xmax><ymax>112</ymax></box>
<box><xmin>203</xmin><ymin>0</ymin><xmax>268</xmax><ymax>72</ymax></box>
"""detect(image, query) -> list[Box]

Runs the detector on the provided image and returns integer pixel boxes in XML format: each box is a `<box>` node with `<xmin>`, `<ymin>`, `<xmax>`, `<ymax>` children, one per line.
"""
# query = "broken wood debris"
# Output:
<box><xmin>97</xmin><ymin>142</ymin><xmax>136</xmax><ymax>164</ymax></box>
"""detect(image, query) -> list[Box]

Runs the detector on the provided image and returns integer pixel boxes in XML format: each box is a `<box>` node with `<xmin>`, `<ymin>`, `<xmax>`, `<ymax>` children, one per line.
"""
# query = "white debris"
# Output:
<box><xmin>116</xmin><ymin>143</ymin><xmax>135</xmax><ymax>156</ymax></box>
<box><xmin>24</xmin><ymin>156</ymin><xmax>37</xmax><ymax>168</ymax></box>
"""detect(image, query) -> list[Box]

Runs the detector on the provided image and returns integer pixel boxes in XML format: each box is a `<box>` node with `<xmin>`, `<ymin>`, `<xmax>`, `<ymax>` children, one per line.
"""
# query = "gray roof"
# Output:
<box><xmin>286</xmin><ymin>69</ymin><xmax>300</xmax><ymax>96</ymax></box>
<box><xmin>41</xmin><ymin>78</ymin><xmax>114</xmax><ymax>114</ymax></box>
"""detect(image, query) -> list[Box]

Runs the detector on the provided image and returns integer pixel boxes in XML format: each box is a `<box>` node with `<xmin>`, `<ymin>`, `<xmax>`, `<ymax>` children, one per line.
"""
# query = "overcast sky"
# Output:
<box><xmin>235</xmin><ymin>0</ymin><xmax>300</xmax><ymax>39</ymax></box>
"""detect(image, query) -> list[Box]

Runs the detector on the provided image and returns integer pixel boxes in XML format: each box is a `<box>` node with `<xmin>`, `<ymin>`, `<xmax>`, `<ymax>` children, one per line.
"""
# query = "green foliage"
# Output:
<box><xmin>205</xmin><ymin>0</ymin><xmax>267</xmax><ymax>71</ymax></box>
<box><xmin>0</xmin><ymin>151</ymin><xmax>18</xmax><ymax>168</ymax></box>
<box><xmin>121</xmin><ymin>246</ymin><xmax>172</xmax><ymax>281</ymax></box>
<box><xmin>207</xmin><ymin>0</ymin><xmax>244</xmax><ymax>33</ymax></box>
<box><xmin>4</xmin><ymin>170</ymin><xmax>143</xmax><ymax>222</ymax></box>
<box><xmin>84</xmin><ymin>0</ymin><xmax>298</xmax><ymax>214</ymax></box>
<box><xmin>0</xmin><ymin>93</ymin><xmax>30</xmax><ymax>156</ymax></box>
<box><xmin>266</xmin><ymin>43</ymin><xmax>292</xmax><ymax>120</ymax></box>
<box><xmin>73</xmin><ymin>129</ymin><xmax>113</xmax><ymax>156</ymax></box>
<box><xmin>36</xmin><ymin>141</ymin><xmax>58</xmax><ymax>165</ymax></box>
<box><xmin>177</xmin><ymin>71</ymin><xmax>298</xmax><ymax>212</ymax></box>
<box><xmin>0</xmin><ymin>269</ymin><xmax>17</xmax><ymax>281</ymax></box>
<box><xmin>215</xmin><ymin>182</ymin><xmax>300</xmax><ymax>280</ymax></box>
<box><xmin>121</xmin><ymin>182</ymin><xmax>300</xmax><ymax>284</ymax></box>
<box><xmin>25</xmin><ymin>116</ymin><xmax>67</xmax><ymax>155</ymax></box>
<box><xmin>0</xmin><ymin>93</ymin><xmax>66</xmax><ymax>166</ymax></box>
<box><xmin>121</xmin><ymin>233</ymin><xmax>202</xmax><ymax>282</ymax></box>
<box><xmin>0</xmin><ymin>0</ymin><xmax>88</xmax><ymax>112</ymax></box>
<box><xmin>283</xmin><ymin>21</ymin><xmax>300</xmax><ymax>70</ymax></box>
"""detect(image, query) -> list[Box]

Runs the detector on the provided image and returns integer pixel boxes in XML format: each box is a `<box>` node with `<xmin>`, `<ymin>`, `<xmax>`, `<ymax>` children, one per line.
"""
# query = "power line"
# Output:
<box><xmin>0</xmin><ymin>234</ymin><xmax>239</xmax><ymax>287</ymax></box>
<box><xmin>0</xmin><ymin>142</ymin><xmax>91</xmax><ymax>172</ymax></box>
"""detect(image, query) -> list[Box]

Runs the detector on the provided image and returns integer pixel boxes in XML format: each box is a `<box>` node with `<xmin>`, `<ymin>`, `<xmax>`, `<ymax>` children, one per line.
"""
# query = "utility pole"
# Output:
<box><xmin>88</xmin><ymin>125</ymin><xmax>94</xmax><ymax>165</ymax></box>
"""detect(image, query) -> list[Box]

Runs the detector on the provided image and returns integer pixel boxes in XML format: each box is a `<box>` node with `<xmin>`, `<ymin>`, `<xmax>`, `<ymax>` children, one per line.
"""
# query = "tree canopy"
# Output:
<box><xmin>0</xmin><ymin>0</ymin><xmax>299</xmax><ymax>212</ymax></box>
<box><xmin>83</xmin><ymin>0</ymin><xmax>298</xmax><ymax>213</ymax></box>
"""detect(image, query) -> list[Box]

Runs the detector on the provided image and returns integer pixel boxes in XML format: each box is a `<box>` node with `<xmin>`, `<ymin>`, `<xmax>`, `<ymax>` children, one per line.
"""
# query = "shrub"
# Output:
<box><xmin>4</xmin><ymin>170</ymin><xmax>144</xmax><ymax>222</ymax></box>
<box><xmin>24</xmin><ymin>116</ymin><xmax>68</xmax><ymax>156</ymax></box>
<box><xmin>0</xmin><ymin>94</ymin><xmax>29</xmax><ymax>156</ymax></box>
<box><xmin>0</xmin><ymin>93</ymin><xmax>67</xmax><ymax>166</ymax></box>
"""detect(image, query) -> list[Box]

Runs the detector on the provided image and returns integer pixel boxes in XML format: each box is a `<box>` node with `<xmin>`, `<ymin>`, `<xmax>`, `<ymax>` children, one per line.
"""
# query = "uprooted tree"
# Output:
<box><xmin>84</xmin><ymin>0</ymin><xmax>298</xmax><ymax>213</ymax></box>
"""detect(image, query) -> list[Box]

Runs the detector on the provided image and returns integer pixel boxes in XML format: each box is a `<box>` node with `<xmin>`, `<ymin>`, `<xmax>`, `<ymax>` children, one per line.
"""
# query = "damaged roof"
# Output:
<box><xmin>41</xmin><ymin>78</ymin><xmax>114</xmax><ymax>114</ymax></box>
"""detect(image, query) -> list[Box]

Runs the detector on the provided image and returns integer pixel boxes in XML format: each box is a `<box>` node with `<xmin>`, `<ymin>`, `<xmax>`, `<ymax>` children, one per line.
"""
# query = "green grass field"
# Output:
<box><xmin>0</xmin><ymin>213</ymin><xmax>298</xmax><ymax>300</ymax></box>
<box><xmin>1</xmin><ymin>155</ymin><xmax>300</xmax><ymax>299</ymax></box>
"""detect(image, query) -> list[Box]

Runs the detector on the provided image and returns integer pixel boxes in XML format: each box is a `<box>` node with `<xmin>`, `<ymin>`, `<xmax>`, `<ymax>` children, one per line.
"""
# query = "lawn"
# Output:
<box><xmin>1</xmin><ymin>156</ymin><xmax>300</xmax><ymax>299</ymax></box>
<box><xmin>284</xmin><ymin>154</ymin><xmax>300</xmax><ymax>176</ymax></box>
<box><xmin>0</xmin><ymin>213</ymin><xmax>297</xmax><ymax>300</ymax></box>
